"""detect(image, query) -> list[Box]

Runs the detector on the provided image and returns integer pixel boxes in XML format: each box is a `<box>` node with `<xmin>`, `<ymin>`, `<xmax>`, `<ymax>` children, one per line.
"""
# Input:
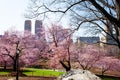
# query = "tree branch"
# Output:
<box><xmin>89</xmin><ymin>0</ymin><xmax>120</xmax><ymax>28</ymax></box>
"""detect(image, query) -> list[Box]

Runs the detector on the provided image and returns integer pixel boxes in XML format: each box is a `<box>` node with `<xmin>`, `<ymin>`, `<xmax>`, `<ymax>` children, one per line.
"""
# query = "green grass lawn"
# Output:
<box><xmin>22</xmin><ymin>68</ymin><xmax>64</xmax><ymax>77</ymax></box>
<box><xmin>0</xmin><ymin>68</ymin><xmax>11</xmax><ymax>75</ymax></box>
<box><xmin>0</xmin><ymin>71</ymin><xmax>9</xmax><ymax>75</ymax></box>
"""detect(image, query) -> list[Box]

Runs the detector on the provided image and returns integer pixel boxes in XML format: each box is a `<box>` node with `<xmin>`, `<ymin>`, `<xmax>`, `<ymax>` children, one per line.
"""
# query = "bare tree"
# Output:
<box><xmin>26</xmin><ymin>0</ymin><xmax>120</xmax><ymax>48</ymax></box>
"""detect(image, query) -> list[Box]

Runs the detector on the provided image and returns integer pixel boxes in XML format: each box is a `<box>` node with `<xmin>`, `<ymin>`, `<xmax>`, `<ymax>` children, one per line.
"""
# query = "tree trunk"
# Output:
<box><xmin>60</xmin><ymin>61</ymin><xmax>71</xmax><ymax>71</ymax></box>
<box><xmin>115</xmin><ymin>0</ymin><xmax>120</xmax><ymax>49</ymax></box>
<box><xmin>4</xmin><ymin>61</ymin><xmax>7</xmax><ymax>70</ymax></box>
<box><xmin>13</xmin><ymin>59</ymin><xmax>17</xmax><ymax>71</ymax></box>
<box><xmin>16</xmin><ymin>53</ymin><xmax>19</xmax><ymax>80</ymax></box>
<box><xmin>115</xmin><ymin>0</ymin><xmax>120</xmax><ymax>21</ymax></box>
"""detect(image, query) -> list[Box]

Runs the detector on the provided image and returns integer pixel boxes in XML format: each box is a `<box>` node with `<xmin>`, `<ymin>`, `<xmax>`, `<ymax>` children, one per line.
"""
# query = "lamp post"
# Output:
<box><xmin>16</xmin><ymin>49</ymin><xmax>19</xmax><ymax>80</ymax></box>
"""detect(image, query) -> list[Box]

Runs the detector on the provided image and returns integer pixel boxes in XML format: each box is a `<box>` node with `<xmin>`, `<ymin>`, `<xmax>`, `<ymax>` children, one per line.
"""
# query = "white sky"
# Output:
<box><xmin>0</xmin><ymin>0</ymin><xmax>70</xmax><ymax>35</ymax></box>
<box><xmin>0</xmin><ymin>0</ymin><xmax>96</xmax><ymax>39</ymax></box>
<box><xmin>0</xmin><ymin>0</ymin><xmax>29</xmax><ymax>34</ymax></box>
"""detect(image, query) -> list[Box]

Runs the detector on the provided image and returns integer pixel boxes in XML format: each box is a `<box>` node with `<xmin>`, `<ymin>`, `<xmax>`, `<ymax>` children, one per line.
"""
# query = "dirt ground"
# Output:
<box><xmin>0</xmin><ymin>77</ymin><xmax>57</xmax><ymax>80</ymax></box>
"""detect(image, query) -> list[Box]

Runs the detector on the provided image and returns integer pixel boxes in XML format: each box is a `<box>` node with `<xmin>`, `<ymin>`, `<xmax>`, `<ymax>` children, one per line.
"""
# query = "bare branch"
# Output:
<box><xmin>88</xmin><ymin>0</ymin><xmax>120</xmax><ymax>28</ymax></box>
<box><xmin>98</xmin><ymin>0</ymin><xmax>115</xmax><ymax>10</ymax></box>
<box><xmin>39</xmin><ymin>0</ymin><xmax>86</xmax><ymax>14</ymax></box>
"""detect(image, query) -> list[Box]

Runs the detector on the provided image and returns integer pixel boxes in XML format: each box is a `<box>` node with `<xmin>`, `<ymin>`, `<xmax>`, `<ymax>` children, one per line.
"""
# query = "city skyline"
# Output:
<box><xmin>0</xmin><ymin>0</ymin><xmax>97</xmax><ymax>38</ymax></box>
<box><xmin>24</xmin><ymin>20</ymin><xmax>44</xmax><ymax>36</ymax></box>
<box><xmin>0</xmin><ymin>0</ymin><xmax>70</xmax><ymax>35</ymax></box>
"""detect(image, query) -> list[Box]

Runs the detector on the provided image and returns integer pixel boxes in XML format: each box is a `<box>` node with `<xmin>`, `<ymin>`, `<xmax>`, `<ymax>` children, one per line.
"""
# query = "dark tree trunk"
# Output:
<box><xmin>60</xmin><ymin>61</ymin><xmax>71</xmax><ymax>71</ymax></box>
<box><xmin>115</xmin><ymin>0</ymin><xmax>120</xmax><ymax>49</ymax></box>
<box><xmin>13</xmin><ymin>59</ymin><xmax>17</xmax><ymax>71</ymax></box>
<box><xmin>4</xmin><ymin>61</ymin><xmax>7</xmax><ymax>70</ymax></box>
<box><xmin>16</xmin><ymin>53</ymin><xmax>19</xmax><ymax>80</ymax></box>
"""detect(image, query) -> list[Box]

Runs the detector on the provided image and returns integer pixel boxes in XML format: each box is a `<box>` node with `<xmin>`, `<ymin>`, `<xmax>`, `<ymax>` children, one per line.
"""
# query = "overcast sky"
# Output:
<box><xmin>0</xmin><ymin>0</ymin><xmax>71</xmax><ymax>35</ymax></box>
<box><xmin>0</xmin><ymin>0</ymin><xmax>29</xmax><ymax>34</ymax></box>
<box><xmin>0</xmin><ymin>0</ymin><xmax>95</xmax><ymax>39</ymax></box>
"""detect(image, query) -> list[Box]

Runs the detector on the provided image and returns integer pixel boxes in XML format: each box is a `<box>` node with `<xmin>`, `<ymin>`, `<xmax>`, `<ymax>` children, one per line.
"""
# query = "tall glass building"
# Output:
<box><xmin>24</xmin><ymin>20</ymin><xmax>32</xmax><ymax>32</ymax></box>
<box><xmin>35</xmin><ymin>20</ymin><xmax>43</xmax><ymax>38</ymax></box>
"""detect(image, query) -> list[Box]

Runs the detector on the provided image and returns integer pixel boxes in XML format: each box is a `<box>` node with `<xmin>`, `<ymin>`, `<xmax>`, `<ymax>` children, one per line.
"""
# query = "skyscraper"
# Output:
<box><xmin>35</xmin><ymin>20</ymin><xmax>43</xmax><ymax>38</ymax></box>
<box><xmin>24</xmin><ymin>20</ymin><xmax>32</xmax><ymax>32</ymax></box>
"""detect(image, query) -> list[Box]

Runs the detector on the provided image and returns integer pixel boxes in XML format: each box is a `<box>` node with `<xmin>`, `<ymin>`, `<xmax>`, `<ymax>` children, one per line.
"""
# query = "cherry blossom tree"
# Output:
<box><xmin>0</xmin><ymin>52</ymin><xmax>10</xmax><ymax>70</ymax></box>
<box><xmin>47</xmin><ymin>24</ymin><xmax>72</xmax><ymax>47</ymax></box>
<box><xmin>95</xmin><ymin>57</ymin><xmax>120</xmax><ymax>75</ymax></box>
<box><xmin>72</xmin><ymin>45</ymin><xmax>105</xmax><ymax>70</ymax></box>
<box><xmin>48</xmin><ymin>37</ymin><xmax>73</xmax><ymax>71</ymax></box>
<box><xmin>0</xmin><ymin>32</ymin><xmax>20</xmax><ymax>71</ymax></box>
<box><xmin>112</xmin><ymin>60</ymin><xmax>120</xmax><ymax>72</ymax></box>
<box><xmin>46</xmin><ymin>24</ymin><xmax>73</xmax><ymax>71</ymax></box>
<box><xmin>0</xmin><ymin>31</ymin><xmax>46</xmax><ymax>71</ymax></box>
